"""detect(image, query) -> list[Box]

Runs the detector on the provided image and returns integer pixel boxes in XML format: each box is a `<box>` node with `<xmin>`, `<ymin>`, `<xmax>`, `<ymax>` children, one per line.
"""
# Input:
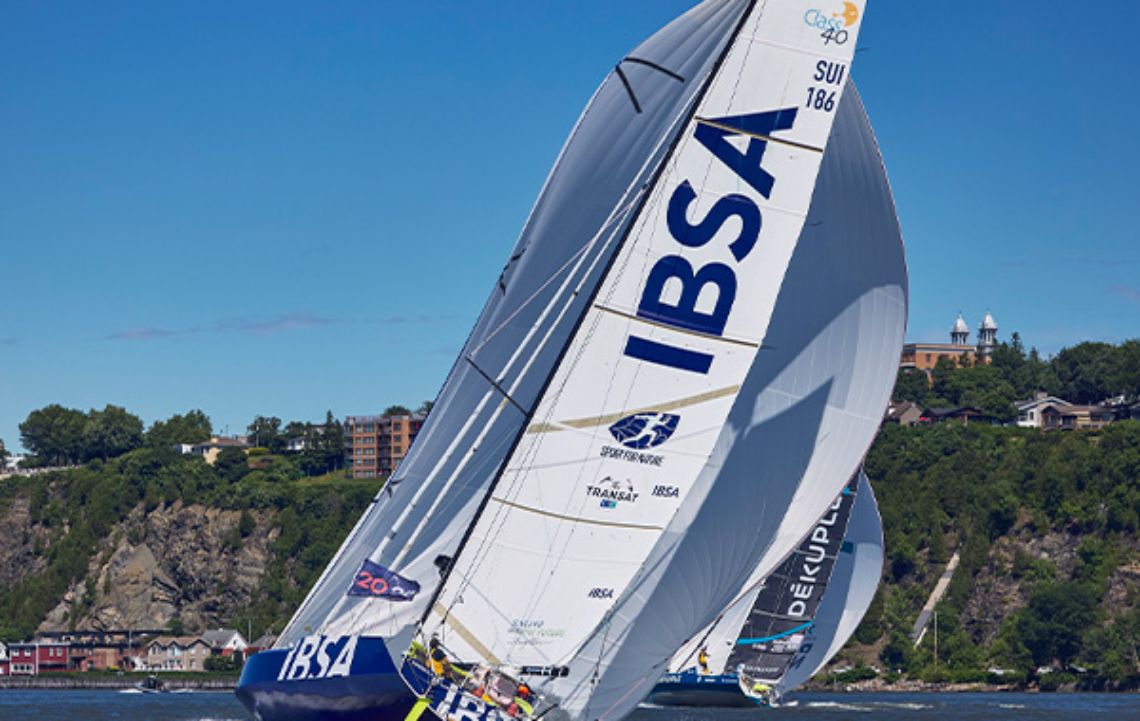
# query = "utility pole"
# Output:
<box><xmin>933</xmin><ymin>610</ymin><xmax>939</xmax><ymax>678</ymax></box>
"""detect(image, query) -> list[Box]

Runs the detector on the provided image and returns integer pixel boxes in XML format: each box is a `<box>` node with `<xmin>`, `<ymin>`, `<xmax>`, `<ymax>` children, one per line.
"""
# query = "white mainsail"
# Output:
<box><xmin>276</xmin><ymin>0</ymin><xmax>752</xmax><ymax>652</ymax></box>
<box><xmin>406</xmin><ymin>2</ymin><xmax>888</xmax><ymax>720</ymax></box>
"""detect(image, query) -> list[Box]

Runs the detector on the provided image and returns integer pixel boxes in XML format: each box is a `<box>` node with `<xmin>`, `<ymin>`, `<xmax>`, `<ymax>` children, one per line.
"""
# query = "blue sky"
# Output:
<box><xmin>2</xmin><ymin>1</ymin><xmax>1137</xmax><ymax>451</ymax></box>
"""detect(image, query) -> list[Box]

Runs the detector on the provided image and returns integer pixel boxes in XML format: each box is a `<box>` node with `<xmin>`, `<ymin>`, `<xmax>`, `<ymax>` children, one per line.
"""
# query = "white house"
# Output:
<box><xmin>1016</xmin><ymin>393</ymin><xmax>1072</xmax><ymax>428</ymax></box>
<box><xmin>200</xmin><ymin>628</ymin><xmax>248</xmax><ymax>657</ymax></box>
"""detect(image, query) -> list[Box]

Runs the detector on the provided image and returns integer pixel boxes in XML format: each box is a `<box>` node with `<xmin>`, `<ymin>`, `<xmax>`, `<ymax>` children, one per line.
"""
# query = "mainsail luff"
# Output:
<box><xmin>417</xmin><ymin>0</ymin><xmax>766</xmax><ymax>662</ymax></box>
<box><xmin>412</xmin><ymin>2</ymin><xmax>878</xmax><ymax>720</ymax></box>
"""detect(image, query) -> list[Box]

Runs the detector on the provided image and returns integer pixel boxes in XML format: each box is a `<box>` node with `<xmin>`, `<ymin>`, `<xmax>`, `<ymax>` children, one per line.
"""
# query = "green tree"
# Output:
<box><xmin>384</xmin><ymin>405</ymin><xmax>412</xmax><ymax>416</ymax></box>
<box><xmin>1018</xmin><ymin>582</ymin><xmax>1099</xmax><ymax>667</ymax></box>
<box><xmin>417</xmin><ymin>400</ymin><xmax>435</xmax><ymax>416</ymax></box>
<box><xmin>82</xmin><ymin>405</ymin><xmax>144</xmax><ymax>461</ymax></box>
<box><xmin>247</xmin><ymin>416</ymin><xmax>283</xmax><ymax>452</ymax></box>
<box><xmin>1050</xmin><ymin>342</ymin><xmax>1118</xmax><ymax>403</ymax></box>
<box><xmin>0</xmin><ymin>440</ymin><xmax>9</xmax><ymax>469</ymax></box>
<box><xmin>19</xmin><ymin>404</ymin><xmax>87</xmax><ymax>465</ymax></box>
<box><xmin>892</xmin><ymin>368</ymin><xmax>931</xmax><ymax>405</ymax></box>
<box><xmin>146</xmin><ymin>410</ymin><xmax>212</xmax><ymax>448</ymax></box>
<box><xmin>215</xmin><ymin>446</ymin><xmax>251</xmax><ymax>483</ymax></box>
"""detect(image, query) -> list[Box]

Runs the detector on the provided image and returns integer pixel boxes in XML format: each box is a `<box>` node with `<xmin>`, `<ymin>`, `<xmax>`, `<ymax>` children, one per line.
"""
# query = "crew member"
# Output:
<box><xmin>698</xmin><ymin>646</ymin><xmax>710</xmax><ymax>674</ymax></box>
<box><xmin>428</xmin><ymin>637</ymin><xmax>449</xmax><ymax>677</ymax></box>
<box><xmin>514</xmin><ymin>684</ymin><xmax>534</xmax><ymax>717</ymax></box>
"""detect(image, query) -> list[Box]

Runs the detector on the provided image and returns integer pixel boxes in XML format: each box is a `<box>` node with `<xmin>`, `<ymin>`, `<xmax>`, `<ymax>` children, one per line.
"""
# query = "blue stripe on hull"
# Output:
<box><xmin>235</xmin><ymin>638</ymin><xmax>417</xmax><ymax>721</ymax></box>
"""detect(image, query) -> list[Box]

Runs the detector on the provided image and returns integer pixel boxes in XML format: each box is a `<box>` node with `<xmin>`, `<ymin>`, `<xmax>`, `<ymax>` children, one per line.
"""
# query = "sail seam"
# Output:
<box><xmin>694</xmin><ymin>117</ymin><xmax>824</xmax><ymax>154</ymax></box>
<box><xmin>622</xmin><ymin>56</ymin><xmax>685</xmax><ymax>83</ymax></box>
<box><xmin>614</xmin><ymin>65</ymin><xmax>642</xmax><ymax>114</ymax></box>
<box><xmin>526</xmin><ymin>383</ymin><xmax>741</xmax><ymax>434</ymax></box>
<box><xmin>490</xmin><ymin>496</ymin><xmax>665</xmax><ymax>531</ymax></box>
<box><xmin>593</xmin><ymin>303</ymin><xmax>762</xmax><ymax>348</ymax></box>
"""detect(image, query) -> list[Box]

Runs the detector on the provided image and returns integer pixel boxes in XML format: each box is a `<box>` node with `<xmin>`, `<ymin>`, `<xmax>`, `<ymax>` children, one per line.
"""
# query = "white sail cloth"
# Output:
<box><xmin>545</xmin><ymin>80</ymin><xmax>906</xmax><ymax>721</ymax></box>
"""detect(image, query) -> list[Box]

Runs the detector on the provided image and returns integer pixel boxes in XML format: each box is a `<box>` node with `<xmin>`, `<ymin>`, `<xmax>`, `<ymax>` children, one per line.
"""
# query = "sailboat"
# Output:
<box><xmin>648</xmin><ymin>468</ymin><xmax>884</xmax><ymax>707</ymax></box>
<box><xmin>236</xmin><ymin>1</ymin><xmax>904</xmax><ymax>720</ymax></box>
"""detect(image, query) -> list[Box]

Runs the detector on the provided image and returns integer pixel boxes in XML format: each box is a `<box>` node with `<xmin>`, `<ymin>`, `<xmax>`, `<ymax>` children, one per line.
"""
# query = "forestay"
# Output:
<box><xmin>407</xmin><ymin>1</ymin><xmax>880</xmax><ymax>720</ymax></box>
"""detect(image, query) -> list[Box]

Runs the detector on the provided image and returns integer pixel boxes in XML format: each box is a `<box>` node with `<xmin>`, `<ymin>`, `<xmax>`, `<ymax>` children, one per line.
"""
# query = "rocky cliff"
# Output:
<box><xmin>37</xmin><ymin>502</ymin><xmax>276</xmax><ymax>633</ymax></box>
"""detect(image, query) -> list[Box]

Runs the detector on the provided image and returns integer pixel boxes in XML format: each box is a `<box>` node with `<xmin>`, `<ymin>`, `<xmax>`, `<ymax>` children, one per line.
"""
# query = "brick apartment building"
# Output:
<box><xmin>345</xmin><ymin>413</ymin><xmax>425</xmax><ymax>479</ymax></box>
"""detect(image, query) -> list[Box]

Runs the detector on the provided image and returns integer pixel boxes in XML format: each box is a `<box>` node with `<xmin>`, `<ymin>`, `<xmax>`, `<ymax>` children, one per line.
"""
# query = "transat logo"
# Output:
<box><xmin>609</xmin><ymin>412</ymin><xmax>680</xmax><ymax>449</ymax></box>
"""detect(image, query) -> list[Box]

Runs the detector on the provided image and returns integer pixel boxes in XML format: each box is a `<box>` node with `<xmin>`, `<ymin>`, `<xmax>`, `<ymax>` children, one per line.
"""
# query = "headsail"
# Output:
<box><xmin>402</xmin><ymin>2</ymin><xmax>884</xmax><ymax>720</ymax></box>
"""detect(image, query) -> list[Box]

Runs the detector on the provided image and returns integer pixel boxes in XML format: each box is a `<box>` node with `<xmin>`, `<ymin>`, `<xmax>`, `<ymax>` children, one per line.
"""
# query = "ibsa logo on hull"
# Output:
<box><xmin>276</xmin><ymin>634</ymin><xmax>359</xmax><ymax>682</ymax></box>
<box><xmin>609</xmin><ymin>412</ymin><xmax>679</xmax><ymax>449</ymax></box>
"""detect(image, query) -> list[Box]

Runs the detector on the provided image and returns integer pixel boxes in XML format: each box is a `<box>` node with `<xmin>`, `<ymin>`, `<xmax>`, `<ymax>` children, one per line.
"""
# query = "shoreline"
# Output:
<box><xmin>0</xmin><ymin>675</ymin><xmax>237</xmax><ymax>691</ymax></box>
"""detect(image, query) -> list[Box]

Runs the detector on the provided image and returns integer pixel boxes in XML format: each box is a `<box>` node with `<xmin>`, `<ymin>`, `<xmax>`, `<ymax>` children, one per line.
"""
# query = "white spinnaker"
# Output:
<box><xmin>420</xmin><ymin>0</ymin><xmax>870</xmax><ymax>715</ymax></box>
<box><xmin>775</xmin><ymin>469</ymin><xmax>883</xmax><ymax>697</ymax></box>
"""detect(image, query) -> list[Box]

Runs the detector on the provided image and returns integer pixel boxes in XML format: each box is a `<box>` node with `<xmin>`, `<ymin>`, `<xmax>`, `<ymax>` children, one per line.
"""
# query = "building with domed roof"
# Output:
<box><xmin>900</xmin><ymin>311</ymin><xmax>1000</xmax><ymax>375</ymax></box>
<box><xmin>977</xmin><ymin>312</ymin><xmax>998</xmax><ymax>359</ymax></box>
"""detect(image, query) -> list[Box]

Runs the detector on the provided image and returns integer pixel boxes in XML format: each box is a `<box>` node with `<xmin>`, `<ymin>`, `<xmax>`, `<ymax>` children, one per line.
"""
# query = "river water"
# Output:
<box><xmin>0</xmin><ymin>689</ymin><xmax>1135</xmax><ymax>721</ymax></box>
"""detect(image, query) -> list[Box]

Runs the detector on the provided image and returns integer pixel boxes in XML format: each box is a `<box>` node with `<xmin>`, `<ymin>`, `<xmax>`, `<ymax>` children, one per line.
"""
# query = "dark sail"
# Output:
<box><xmin>726</xmin><ymin>473</ymin><xmax>860</xmax><ymax>680</ymax></box>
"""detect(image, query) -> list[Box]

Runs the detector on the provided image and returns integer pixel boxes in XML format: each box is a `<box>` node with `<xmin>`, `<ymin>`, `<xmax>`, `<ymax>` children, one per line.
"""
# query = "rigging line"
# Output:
<box><xmin>622</xmin><ymin>56</ymin><xmax>685</xmax><ymax>83</ymax></box>
<box><xmin>614</xmin><ymin>65</ymin><xmax>642</xmax><ymax>114</ymax></box>
<box><xmin>694</xmin><ymin>117</ymin><xmax>824</xmax><ymax>154</ymax></box>
<box><xmin>431</xmin><ymin>602</ymin><xmax>501</xmax><ymax>666</ymax></box>
<box><xmin>388</xmin><ymin>182</ymin><xmax>641</xmax><ymax>574</ymax></box>
<box><xmin>467</xmin><ymin>187</ymin><xmax>643</xmax><ymax>358</ymax></box>
<box><xmin>465</xmin><ymin>356</ymin><xmax>528</xmax><ymax>415</ymax></box>
<box><xmin>427</xmin><ymin>97</ymin><xmax>687</xmax><ymax>612</ymax></box>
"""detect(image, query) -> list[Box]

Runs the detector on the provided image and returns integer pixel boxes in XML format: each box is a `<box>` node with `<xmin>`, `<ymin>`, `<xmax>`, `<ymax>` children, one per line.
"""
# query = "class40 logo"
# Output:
<box><xmin>608</xmin><ymin>412</ymin><xmax>679</xmax><ymax>450</ymax></box>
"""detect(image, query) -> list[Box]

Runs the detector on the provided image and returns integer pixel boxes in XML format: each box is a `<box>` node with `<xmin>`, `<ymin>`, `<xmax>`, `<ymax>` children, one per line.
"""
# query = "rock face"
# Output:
<box><xmin>38</xmin><ymin>502</ymin><xmax>278</xmax><ymax>633</ymax></box>
<box><xmin>0</xmin><ymin>497</ymin><xmax>51</xmax><ymax>587</ymax></box>
<box><xmin>963</xmin><ymin>530</ymin><xmax>1082</xmax><ymax>645</ymax></box>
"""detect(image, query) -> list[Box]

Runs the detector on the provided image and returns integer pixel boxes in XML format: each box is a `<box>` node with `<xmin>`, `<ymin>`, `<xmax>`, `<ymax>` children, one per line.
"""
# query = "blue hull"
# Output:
<box><xmin>235</xmin><ymin>637</ymin><xmax>417</xmax><ymax>721</ymax></box>
<box><xmin>646</xmin><ymin>673</ymin><xmax>755</xmax><ymax>708</ymax></box>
